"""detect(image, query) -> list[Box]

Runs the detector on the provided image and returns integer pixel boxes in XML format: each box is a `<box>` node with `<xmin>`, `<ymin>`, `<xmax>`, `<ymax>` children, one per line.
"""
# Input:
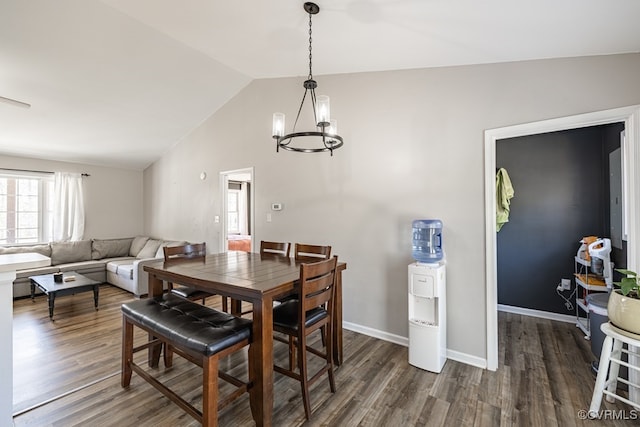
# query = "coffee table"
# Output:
<box><xmin>29</xmin><ymin>271</ymin><xmax>101</xmax><ymax>320</ymax></box>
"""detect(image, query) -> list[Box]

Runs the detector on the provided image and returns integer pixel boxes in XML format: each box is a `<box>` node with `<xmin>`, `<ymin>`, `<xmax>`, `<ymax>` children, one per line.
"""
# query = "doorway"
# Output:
<box><xmin>220</xmin><ymin>167</ymin><xmax>254</xmax><ymax>253</ymax></box>
<box><xmin>484</xmin><ymin>105</ymin><xmax>640</xmax><ymax>371</ymax></box>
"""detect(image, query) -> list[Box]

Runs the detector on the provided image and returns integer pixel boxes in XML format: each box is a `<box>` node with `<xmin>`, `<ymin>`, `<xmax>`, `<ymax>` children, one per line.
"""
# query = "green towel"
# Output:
<box><xmin>496</xmin><ymin>168</ymin><xmax>514</xmax><ymax>232</ymax></box>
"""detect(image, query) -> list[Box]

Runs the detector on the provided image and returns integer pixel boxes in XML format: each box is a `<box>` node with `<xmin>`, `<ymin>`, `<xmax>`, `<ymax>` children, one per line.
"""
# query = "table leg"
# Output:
<box><xmin>147</xmin><ymin>274</ymin><xmax>164</xmax><ymax>368</ymax></box>
<box><xmin>230</xmin><ymin>298</ymin><xmax>242</xmax><ymax>316</ymax></box>
<box><xmin>333</xmin><ymin>268</ymin><xmax>344</xmax><ymax>366</ymax></box>
<box><xmin>30</xmin><ymin>280</ymin><xmax>35</xmax><ymax>301</ymax></box>
<box><xmin>93</xmin><ymin>284</ymin><xmax>99</xmax><ymax>310</ymax></box>
<box><xmin>48</xmin><ymin>292</ymin><xmax>55</xmax><ymax>320</ymax></box>
<box><xmin>248</xmin><ymin>297</ymin><xmax>273</xmax><ymax>427</ymax></box>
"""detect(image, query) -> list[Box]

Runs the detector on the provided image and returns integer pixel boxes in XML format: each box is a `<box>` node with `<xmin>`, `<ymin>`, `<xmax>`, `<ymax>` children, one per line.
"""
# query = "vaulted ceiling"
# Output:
<box><xmin>1</xmin><ymin>0</ymin><xmax>639</xmax><ymax>170</ymax></box>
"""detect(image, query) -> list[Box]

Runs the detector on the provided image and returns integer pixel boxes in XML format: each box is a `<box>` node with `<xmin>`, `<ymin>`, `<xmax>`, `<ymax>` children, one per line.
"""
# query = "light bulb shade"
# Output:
<box><xmin>327</xmin><ymin>119</ymin><xmax>338</xmax><ymax>136</ymax></box>
<box><xmin>316</xmin><ymin>95</ymin><xmax>330</xmax><ymax>125</ymax></box>
<box><xmin>272</xmin><ymin>113</ymin><xmax>285</xmax><ymax>137</ymax></box>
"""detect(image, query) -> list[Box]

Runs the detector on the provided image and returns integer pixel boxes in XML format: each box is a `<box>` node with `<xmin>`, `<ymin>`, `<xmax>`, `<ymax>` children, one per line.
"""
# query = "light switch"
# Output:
<box><xmin>266</xmin><ymin>213</ymin><xmax>272</xmax><ymax>222</ymax></box>
<box><xmin>214</xmin><ymin>215</ymin><xmax>220</xmax><ymax>223</ymax></box>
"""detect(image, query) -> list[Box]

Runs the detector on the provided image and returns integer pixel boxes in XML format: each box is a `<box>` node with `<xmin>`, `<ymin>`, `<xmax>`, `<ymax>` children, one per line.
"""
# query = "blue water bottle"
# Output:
<box><xmin>412</xmin><ymin>219</ymin><xmax>443</xmax><ymax>263</ymax></box>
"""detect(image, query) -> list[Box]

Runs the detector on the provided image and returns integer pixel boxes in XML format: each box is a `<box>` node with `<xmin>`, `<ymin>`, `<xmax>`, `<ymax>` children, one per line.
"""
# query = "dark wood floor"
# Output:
<box><xmin>12</xmin><ymin>285</ymin><xmax>635</xmax><ymax>426</ymax></box>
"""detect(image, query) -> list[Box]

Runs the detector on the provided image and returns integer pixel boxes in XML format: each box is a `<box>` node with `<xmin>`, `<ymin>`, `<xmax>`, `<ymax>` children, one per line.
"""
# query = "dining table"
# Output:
<box><xmin>143</xmin><ymin>251</ymin><xmax>347</xmax><ymax>427</ymax></box>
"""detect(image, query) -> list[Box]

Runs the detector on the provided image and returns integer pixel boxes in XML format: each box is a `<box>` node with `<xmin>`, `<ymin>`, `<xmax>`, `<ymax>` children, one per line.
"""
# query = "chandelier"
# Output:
<box><xmin>272</xmin><ymin>2</ymin><xmax>343</xmax><ymax>155</ymax></box>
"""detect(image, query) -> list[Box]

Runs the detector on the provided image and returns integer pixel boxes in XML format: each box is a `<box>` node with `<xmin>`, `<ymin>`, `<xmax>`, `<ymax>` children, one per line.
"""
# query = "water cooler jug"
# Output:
<box><xmin>412</xmin><ymin>219</ymin><xmax>443</xmax><ymax>264</ymax></box>
<box><xmin>408</xmin><ymin>262</ymin><xmax>446</xmax><ymax>372</ymax></box>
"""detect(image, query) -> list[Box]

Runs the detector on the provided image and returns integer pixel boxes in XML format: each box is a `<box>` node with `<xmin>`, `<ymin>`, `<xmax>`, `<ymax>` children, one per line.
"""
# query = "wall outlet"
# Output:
<box><xmin>561</xmin><ymin>278</ymin><xmax>571</xmax><ymax>290</ymax></box>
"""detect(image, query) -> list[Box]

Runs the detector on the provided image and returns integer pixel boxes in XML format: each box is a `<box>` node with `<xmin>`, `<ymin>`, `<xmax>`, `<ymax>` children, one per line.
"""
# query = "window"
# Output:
<box><xmin>227</xmin><ymin>190</ymin><xmax>240</xmax><ymax>234</ymax></box>
<box><xmin>0</xmin><ymin>171</ymin><xmax>54</xmax><ymax>244</ymax></box>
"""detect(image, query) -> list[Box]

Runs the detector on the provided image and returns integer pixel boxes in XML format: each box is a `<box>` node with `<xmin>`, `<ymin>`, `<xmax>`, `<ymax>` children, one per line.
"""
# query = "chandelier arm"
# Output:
<box><xmin>309</xmin><ymin>88</ymin><xmax>318</xmax><ymax>127</ymax></box>
<box><xmin>291</xmin><ymin>88</ymin><xmax>309</xmax><ymax>134</ymax></box>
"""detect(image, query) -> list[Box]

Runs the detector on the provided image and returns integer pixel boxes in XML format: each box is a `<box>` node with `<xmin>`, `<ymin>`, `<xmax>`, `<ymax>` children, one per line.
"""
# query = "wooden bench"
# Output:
<box><xmin>121</xmin><ymin>293</ymin><xmax>252</xmax><ymax>426</ymax></box>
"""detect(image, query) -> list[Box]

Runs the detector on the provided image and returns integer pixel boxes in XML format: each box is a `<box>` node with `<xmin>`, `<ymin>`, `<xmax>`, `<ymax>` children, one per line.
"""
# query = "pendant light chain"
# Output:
<box><xmin>308</xmin><ymin>13</ymin><xmax>313</xmax><ymax>81</ymax></box>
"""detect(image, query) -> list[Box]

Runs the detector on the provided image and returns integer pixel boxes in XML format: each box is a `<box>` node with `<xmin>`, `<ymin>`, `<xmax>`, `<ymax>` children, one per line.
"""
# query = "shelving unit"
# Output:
<box><xmin>575</xmin><ymin>256</ymin><xmax>609</xmax><ymax>339</ymax></box>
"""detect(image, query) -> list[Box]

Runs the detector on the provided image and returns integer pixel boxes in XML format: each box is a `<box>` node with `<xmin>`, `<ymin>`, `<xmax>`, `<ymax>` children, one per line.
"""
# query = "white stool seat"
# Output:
<box><xmin>589</xmin><ymin>322</ymin><xmax>640</xmax><ymax>416</ymax></box>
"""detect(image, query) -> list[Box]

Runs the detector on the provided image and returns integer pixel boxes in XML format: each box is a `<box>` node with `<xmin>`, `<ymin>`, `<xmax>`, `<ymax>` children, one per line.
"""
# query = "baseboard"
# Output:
<box><xmin>342</xmin><ymin>321</ymin><xmax>488</xmax><ymax>369</ymax></box>
<box><xmin>498</xmin><ymin>304</ymin><xmax>576</xmax><ymax>324</ymax></box>
<box><xmin>343</xmin><ymin>321</ymin><xmax>408</xmax><ymax>347</ymax></box>
<box><xmin>446</xmin><ymin>349</ymin><xmax>487</xmax><ymax>369</ymax></box>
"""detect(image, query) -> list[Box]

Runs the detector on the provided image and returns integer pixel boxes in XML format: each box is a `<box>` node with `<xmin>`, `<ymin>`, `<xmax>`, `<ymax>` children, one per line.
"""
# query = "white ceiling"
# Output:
<box><xmin>1</xmin><ymin>0</ymin><xmax>639</xmax><ymax>170</ymax></box>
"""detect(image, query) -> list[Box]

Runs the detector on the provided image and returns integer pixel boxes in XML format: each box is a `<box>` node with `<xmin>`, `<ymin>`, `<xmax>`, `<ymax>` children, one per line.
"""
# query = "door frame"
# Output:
<box><xmin>219</xmin><ymin>167</ymin><xmax>255</xmax><ymax>253</ymax></box>
<box><xmin>484</xmin><ymin>105</ymin><xmax>640</xmax><ymax>371</ymax></box>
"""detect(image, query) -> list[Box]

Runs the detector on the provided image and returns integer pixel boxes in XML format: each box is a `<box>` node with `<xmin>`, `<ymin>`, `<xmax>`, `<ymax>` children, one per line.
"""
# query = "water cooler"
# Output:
<box><xmin>408</xmin><ymin>219</ymin><xmax>447</xmax><ymax>373</ymax></box>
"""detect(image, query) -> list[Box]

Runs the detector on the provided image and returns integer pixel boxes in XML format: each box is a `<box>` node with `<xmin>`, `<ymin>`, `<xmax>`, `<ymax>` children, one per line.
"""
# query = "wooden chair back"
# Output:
<box><xmin>294</xmin><ymin>243</ymin><xmax>331</xmax><ymax>263</ymax></box>
<box><xmin>260</xmin><ymin>240</ymin><xmax>291</xmax><ymax>258</ymax></box>
<box><xmin>163</xmin><ymin>243</ymin><xmax>206</xmax><ymax>263</ymax></box>
<box><xmin>299</xmin><ymin>256</ymin><xmax>338</xmax><ymax>318</ymax></box>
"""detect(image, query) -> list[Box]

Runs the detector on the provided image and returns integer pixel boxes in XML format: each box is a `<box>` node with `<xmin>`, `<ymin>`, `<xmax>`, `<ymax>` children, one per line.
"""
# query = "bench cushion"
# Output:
<box><xmin>122</xmin><ymin>294</ymin><xmax>251</xmax><ymax>356</ymax></box>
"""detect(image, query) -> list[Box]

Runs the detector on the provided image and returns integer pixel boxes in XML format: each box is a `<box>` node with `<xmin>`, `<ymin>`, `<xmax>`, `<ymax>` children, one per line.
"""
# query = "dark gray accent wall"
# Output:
<box><xmin>496</xmin><ymin>124</ymin><xmax>623</xmax><ymax>314</ymax></box>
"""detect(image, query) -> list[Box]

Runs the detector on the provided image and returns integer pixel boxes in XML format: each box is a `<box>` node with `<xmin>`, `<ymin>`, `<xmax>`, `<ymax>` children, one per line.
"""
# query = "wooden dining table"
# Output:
<box><xmin>143</xmin><ymin>251</ymin><xmax>347</xmax><ymax>427</ymax></box>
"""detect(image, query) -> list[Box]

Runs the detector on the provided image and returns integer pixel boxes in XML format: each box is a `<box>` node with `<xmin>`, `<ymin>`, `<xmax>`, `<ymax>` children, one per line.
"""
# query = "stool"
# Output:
<box><xmin>589</xmin><ymin>322</ymin><xmax>640</xmax><ymax>416</ymax></box>
<box><xmin>121</xmin><ymin>294</ymin><xmax>252</xmax><ymax>426</ymax></box>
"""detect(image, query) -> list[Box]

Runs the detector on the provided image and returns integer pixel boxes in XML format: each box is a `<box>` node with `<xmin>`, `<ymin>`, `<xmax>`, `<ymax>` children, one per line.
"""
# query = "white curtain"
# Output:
<box><xmin>53</xmin><ymin>172</ymin><xmax>85</xmax><ymax>241</ymax></box>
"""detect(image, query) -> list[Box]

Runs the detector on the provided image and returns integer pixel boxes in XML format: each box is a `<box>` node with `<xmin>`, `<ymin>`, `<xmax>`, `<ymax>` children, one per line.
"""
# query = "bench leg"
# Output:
<box><xmin>122</xmin><ymin>316</ymin><xmax>134</xmax><ymax>387</ymax></box>
<box><xmin>202</xmin><ymin>354</ymin><xmax>219</xmax><ymax>427</ymax></box>
<box><xmin>163</xmin><ymin>343</ymin><xmax>174</xmax><ymax>367</ymax></box>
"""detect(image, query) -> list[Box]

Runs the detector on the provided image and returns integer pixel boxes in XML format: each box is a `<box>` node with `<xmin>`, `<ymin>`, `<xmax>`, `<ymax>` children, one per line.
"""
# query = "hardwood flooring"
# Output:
<box><xmin>12</xmin><ymin>285</ymin><xmax>637</xmax><ymax>426</ymax></box>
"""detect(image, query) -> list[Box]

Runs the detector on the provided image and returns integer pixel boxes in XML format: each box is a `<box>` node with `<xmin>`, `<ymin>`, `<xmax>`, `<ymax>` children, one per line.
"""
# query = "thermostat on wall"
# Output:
<box><xmin>271</xmin><ymin>203</ymin><xmax>283</xmax><ymax>211</ymax></box>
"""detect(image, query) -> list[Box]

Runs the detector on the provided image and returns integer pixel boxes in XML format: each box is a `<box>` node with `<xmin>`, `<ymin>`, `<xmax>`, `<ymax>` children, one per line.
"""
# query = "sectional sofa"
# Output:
<box><xmin>1</xmin><ymin>236</ymin><xmax>187</xmax><ymax>298</ymax></box>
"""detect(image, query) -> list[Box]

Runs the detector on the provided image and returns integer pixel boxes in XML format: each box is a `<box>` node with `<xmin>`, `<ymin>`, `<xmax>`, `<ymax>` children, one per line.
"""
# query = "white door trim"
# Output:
<box><xmin>484</xmin><ymin>105</ymin><xmax>640</xmax><ymax>371</ymax></box>
<box><xmin>219</xmin><ymin>167</ymin><xmax>255</xmax><ymax>253</ymax></box>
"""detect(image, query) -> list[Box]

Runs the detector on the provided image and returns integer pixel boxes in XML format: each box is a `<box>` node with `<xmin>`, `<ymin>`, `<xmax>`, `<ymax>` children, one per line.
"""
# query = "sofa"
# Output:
<box><xmin>1</xmin><ymin>236</ymin><xmax>187</xmax><ymax>298</ymax></box>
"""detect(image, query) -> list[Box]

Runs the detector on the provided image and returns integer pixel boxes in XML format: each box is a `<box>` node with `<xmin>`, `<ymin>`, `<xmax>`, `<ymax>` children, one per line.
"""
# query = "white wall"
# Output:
<box><xmin>143</xmin><ymin>53</ymin><xmax>640</xmax><ymax>364</ymax></box>
<box><xmin>0</xmin><ymin>155</ymin><xmax>143</xmax><ymax>239</ymax></box>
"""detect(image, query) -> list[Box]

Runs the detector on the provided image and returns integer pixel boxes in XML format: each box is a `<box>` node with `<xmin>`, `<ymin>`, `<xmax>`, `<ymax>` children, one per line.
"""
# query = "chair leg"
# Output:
<box><xmin>222</xmin><ymin>296</ymin><xmax>228</xmax><ymax>313</ymax></box>
<box><xmin>202</xmin><ymin>354</ymin><xmax>219</xmax><ymax>427</ymax></box>
<box><xmin>605</xmin><ymin>338</ymin><xmax>624</xmax><ymax>403</ymax></box>
<box><xmin>325</xmin><ymin>322</ymin><xmax>336</xmax><ymax>393</ymax></box>
<box><xmin>298</xmin><ymin>333</ymin><xmax>311</xmax><ymax>420</ymax></box>
<box><xmin>589</xmin><ymin>335</ymin><xmax>614</xmax><ymax>416</ymax></box>
<box><xmin>289</xmin><ymin>336</ymin><xmax>297</xmax><ymax>372</ymax></box>
<box><xmin>121</xmin><ymin>317</ymin><xmax>133</xmax><ymax>387</ymax></box>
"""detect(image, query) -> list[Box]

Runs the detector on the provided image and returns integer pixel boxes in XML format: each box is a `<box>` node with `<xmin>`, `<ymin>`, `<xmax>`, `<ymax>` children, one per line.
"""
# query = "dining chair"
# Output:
<box><xmin>294</xmin><ymin>243</ymin><xmax>332</xmax><ymax>262</ymax></box>
<box><xmin>278</xmin><ymin>242</ymin><xmax>332</xmax><ymax>309</ymax></box>
<box><xmin>163</xmin><ymin>243</ymin><xmax>227</xmax><ymax>312</ymax></box>
<box><xmin>260</xmin><ymin>240</ymin><xmax>291</xmax><ymax>258</ymax></box>
<box><xmin>272</xmin><ymin>256</ymin><xmax>338</xmax><ymax>420</ymax></box>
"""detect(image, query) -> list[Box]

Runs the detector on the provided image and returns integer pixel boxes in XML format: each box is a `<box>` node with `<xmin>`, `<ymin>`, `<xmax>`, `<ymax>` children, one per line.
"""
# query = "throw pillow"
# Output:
<box><xmin>92</xmin><ymin>238</ymin><xmax>133</xmax><ymax>259</ymax></box>
<box><xmin>136</xmin><ymin>239</ymin><xmax>162</xmax><ymax>259</ymax></box>
<box><xmin>129</xmin><ymin>236</ymin><xmax>150</xmax><ymax>257</ymax></box>
<box><xmin>51</xmin><ymin>240</ymin><xmax>92</xmax><ymax>265</ymax></box>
